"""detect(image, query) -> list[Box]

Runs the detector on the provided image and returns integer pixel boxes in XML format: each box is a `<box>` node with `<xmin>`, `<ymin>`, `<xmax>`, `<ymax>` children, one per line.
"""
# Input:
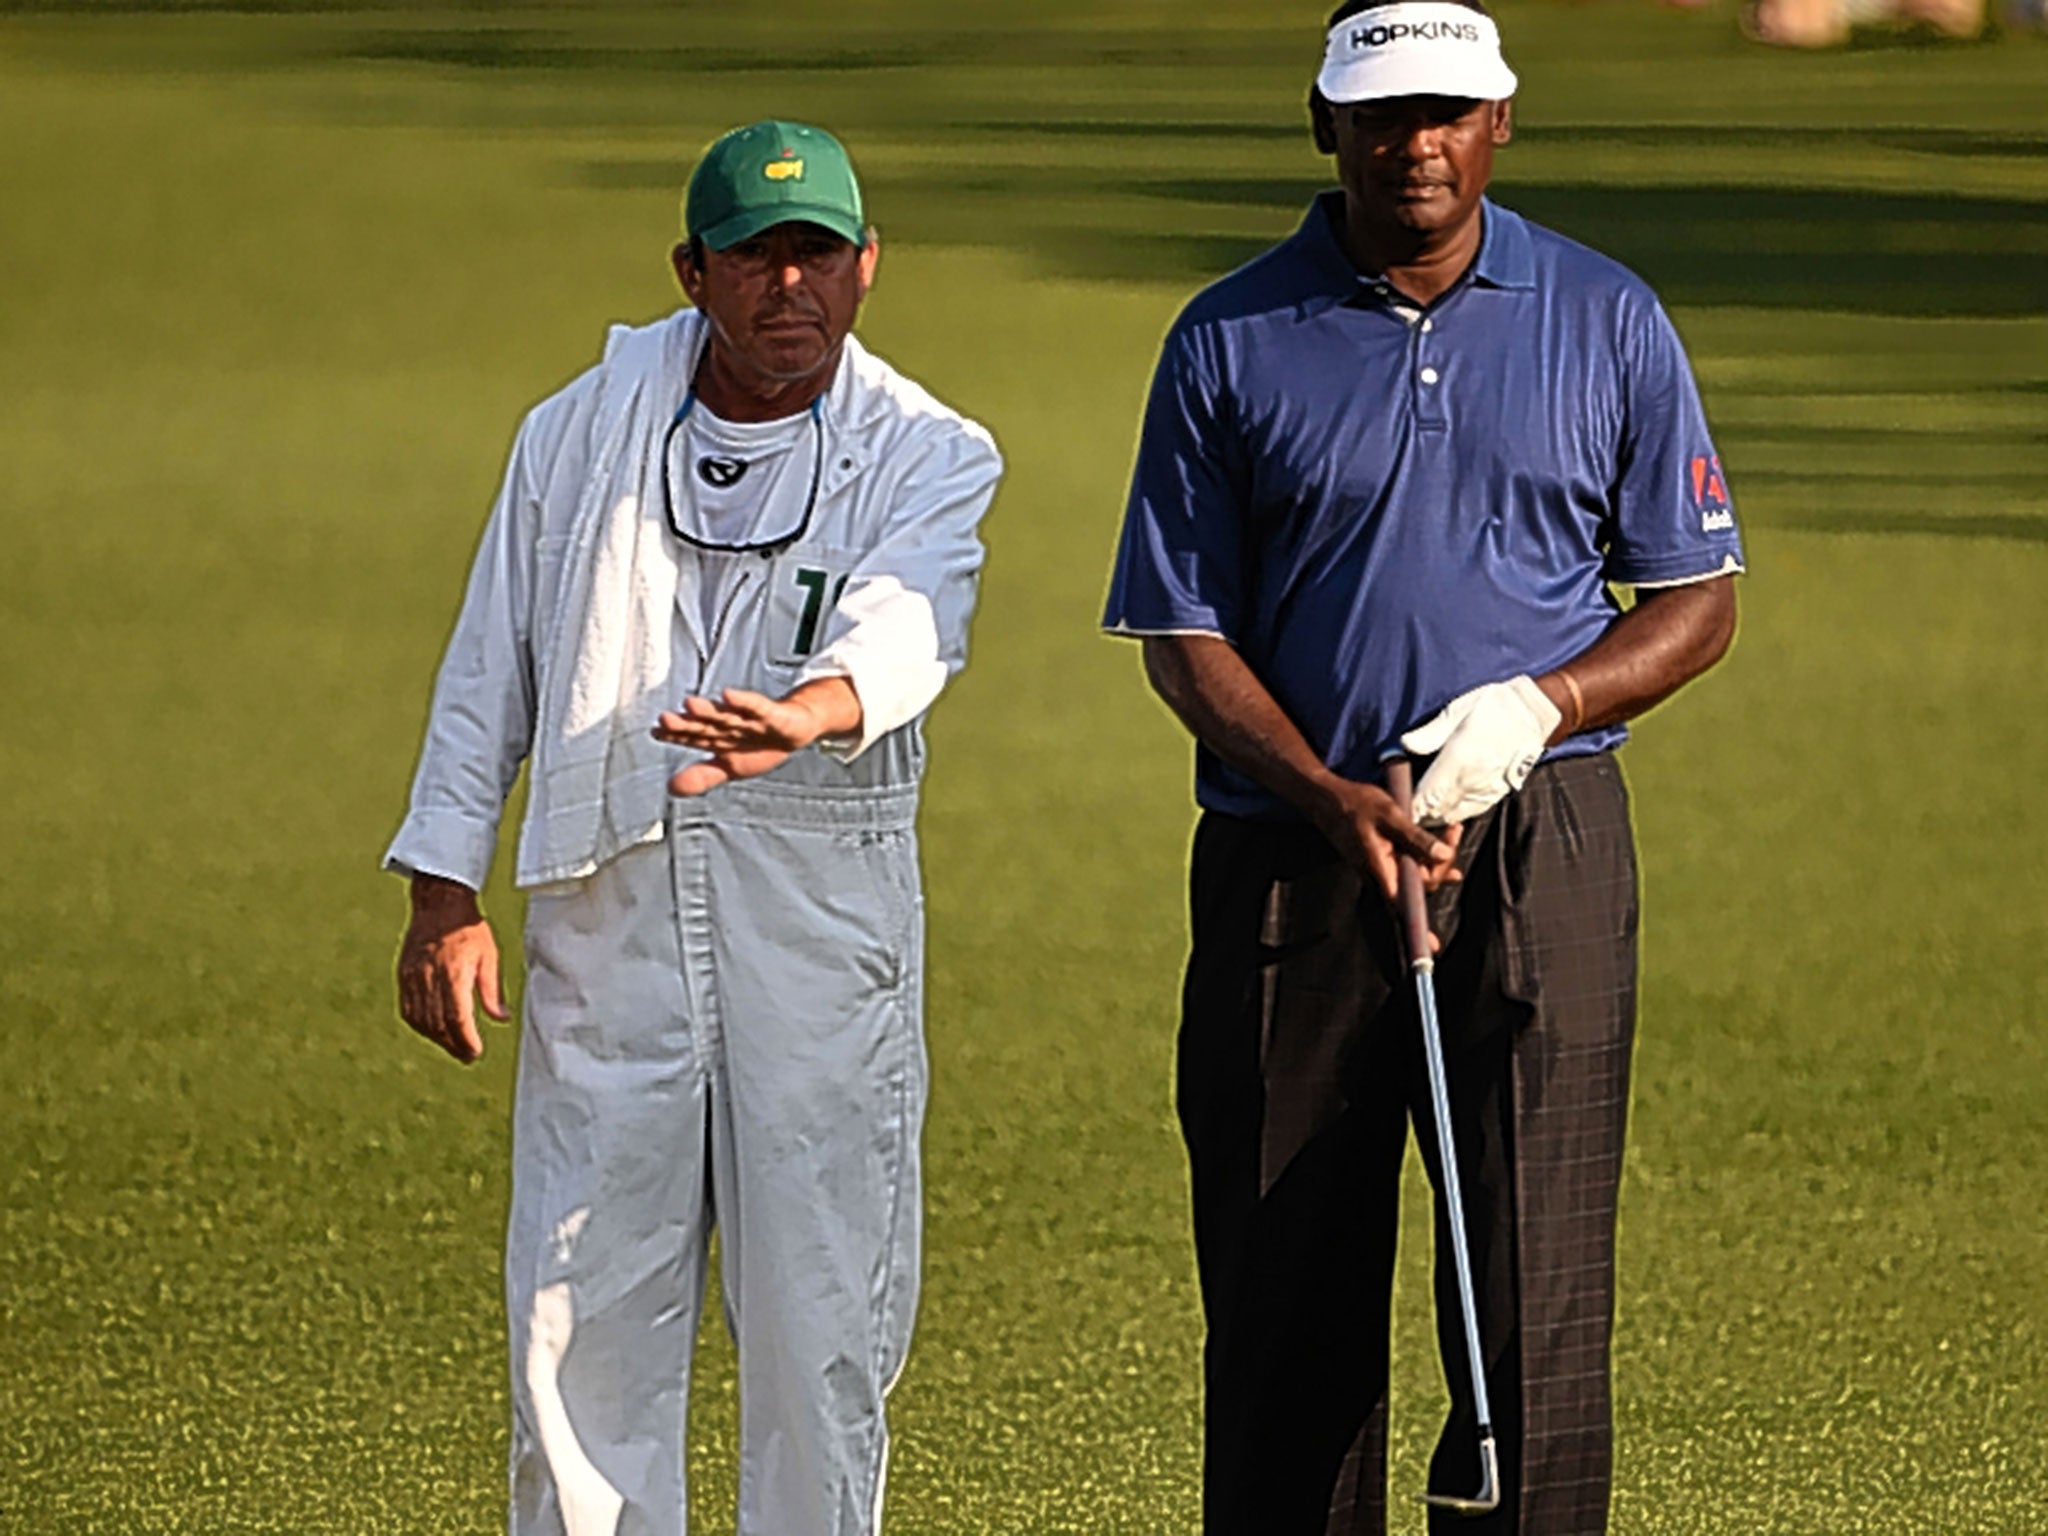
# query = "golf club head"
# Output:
<box><xmin>1422</xmin><ymin>1433</ymin><xmax>1500</xmax><ymax>1517</ymax></box>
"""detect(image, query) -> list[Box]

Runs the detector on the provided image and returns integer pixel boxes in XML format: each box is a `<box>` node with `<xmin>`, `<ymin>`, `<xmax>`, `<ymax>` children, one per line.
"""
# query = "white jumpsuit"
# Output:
<box><xmin>385</xmin><ymin>310</ymin><xmax>1003</xmax><ymax>1536</ymax></box>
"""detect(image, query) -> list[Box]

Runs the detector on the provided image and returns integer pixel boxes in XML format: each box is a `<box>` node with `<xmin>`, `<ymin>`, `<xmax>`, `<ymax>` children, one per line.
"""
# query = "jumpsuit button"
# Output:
<box><xmin>1419</xmin><ymin>366</ymin><xmax>1440</xmax><ymax>386</ymax></box>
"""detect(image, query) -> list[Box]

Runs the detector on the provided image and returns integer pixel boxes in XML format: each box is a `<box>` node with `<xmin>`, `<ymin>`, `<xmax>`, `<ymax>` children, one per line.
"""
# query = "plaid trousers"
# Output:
<box><xmin>1178</xmin><ymin>753</ymin><xmax>1639</xmax><ymax>1536</ymax></box>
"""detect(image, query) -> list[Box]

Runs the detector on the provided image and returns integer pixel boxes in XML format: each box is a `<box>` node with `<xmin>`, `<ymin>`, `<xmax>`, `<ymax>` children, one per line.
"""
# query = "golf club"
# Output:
<box><xmin>1384</xmin><ymin>757</ymin><xmax>1500</xmax><ymax>1518</ymax></box>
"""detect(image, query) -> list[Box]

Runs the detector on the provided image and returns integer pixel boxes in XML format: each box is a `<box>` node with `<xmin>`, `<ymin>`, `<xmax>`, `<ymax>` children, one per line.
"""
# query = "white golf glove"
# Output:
<box><xmin>1399</xmin><ymin>675</ymin><xmax>1562</xmax><ymax>827</ymax></box>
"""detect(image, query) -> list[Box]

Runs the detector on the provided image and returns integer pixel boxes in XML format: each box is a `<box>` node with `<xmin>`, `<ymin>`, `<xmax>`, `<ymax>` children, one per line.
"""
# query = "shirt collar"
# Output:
<box><xmin>1291</xmin><ymin>190</ymin><xmax>1536</xmax><ymax>315</ymax></box>
<box><xmin>1471</xmin><ymin>199</ymin><xmax>1536</xmax><ymax>290</ymax></box>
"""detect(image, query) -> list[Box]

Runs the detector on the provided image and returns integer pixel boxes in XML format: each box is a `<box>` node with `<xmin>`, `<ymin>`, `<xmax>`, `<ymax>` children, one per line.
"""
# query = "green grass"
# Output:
<box><xmin>2</xmin><ymin>2</ymin><xmax>2044</xmax><ymax>1532</ymax></box>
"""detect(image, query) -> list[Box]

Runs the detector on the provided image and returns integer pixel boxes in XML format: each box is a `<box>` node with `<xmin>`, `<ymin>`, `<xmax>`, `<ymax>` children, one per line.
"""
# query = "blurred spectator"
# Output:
<box><xmin>1741</xmin><ymin>0</ymin><xmax>1985</xmax><ymax>44</ymax></box>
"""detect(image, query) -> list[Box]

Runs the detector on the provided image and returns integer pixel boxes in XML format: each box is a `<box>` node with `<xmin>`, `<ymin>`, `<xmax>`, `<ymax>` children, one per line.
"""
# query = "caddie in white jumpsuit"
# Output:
<box><xmin>384</xmin><ymin>120</ymin><xmax>1003</xmax><ymax>1536</ymax></box>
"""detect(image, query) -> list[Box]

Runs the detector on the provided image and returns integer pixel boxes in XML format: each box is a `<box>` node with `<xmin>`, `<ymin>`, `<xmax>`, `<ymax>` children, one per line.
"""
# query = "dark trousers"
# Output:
<box><xmin>1179</xmin><ymin>754</ymin><xmax>1639</xmax><ymax>1536</ymax></box>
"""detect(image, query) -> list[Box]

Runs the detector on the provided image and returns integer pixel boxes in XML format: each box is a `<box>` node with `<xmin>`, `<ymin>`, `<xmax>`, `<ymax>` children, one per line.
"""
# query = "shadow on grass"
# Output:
<box><xmin>347</xmin><ymin>30</ymin><xmax>924</xmax><ymax>74</ymax></box>
<box><xmin>335</xmin><ymin>26</ymin><xmax>1303</xmax><ymax>75</ymax></box>
<box><xmin>964</xmin><ymin>120</ymin><xmax>2048</xmax><ymax>159</ymax></box>
<box><xmin>580</xmin><ymin>160</ymin><xmax>2047</xmax><ymax>316</ymax></box>
<box><xmin>1093</xmin><ymin>177</ymin><xmax>2048</xmax><ymax>315</ymax></box>
<box><xmin>1771</xmin><ymin>511</ymin><xmax>2048</xmax><ymax>541</ymax></box>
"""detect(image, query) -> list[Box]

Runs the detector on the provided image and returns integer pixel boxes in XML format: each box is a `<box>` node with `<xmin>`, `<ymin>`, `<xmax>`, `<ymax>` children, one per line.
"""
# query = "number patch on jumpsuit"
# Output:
<box><xmin>764</xmin><ymin>558</ymin><xmax>851</xmax><ymax>665</ymax></box>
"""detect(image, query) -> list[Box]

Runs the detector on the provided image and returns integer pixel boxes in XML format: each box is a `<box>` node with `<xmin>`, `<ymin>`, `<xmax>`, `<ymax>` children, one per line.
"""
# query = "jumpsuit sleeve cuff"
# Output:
<box><xmin>382</xmin><ymin>808</ymin><xmax>499</xmax><ymax>891</ymax></box>
<box><xmin>796</xmin><ymin>652</ymin><xmax>947</xmax><ymax>763</ymax></box>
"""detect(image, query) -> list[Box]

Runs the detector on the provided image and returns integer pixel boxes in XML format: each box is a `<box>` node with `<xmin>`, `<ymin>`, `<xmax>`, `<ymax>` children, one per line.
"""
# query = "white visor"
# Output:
<box><xmin>1317</xmin><ymin>3</ymin><xmax>1518</xmax><ymax>103</ymax></box>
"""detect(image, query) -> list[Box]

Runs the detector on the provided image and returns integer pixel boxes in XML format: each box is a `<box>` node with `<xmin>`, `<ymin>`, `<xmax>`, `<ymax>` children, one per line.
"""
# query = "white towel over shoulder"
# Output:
<box><xmin>518</xmin><ymin>318</ymin><xmax>693</xmax><ymax>888</ymax></box>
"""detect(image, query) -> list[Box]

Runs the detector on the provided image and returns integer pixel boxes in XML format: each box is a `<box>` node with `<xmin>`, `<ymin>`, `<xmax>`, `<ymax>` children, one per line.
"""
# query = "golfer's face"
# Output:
<box><xmin>1328</xmin><ymin>93</ymin><xmax>1511</xmax><ymax>239</ymax></box>
<box><xmin>687</xmin><ymin>222</ymin><xmax>874</xmax><ymax>386</ymax></box>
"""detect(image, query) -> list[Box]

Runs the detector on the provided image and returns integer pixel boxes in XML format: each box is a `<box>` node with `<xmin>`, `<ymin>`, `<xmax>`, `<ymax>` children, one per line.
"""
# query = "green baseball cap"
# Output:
<box><xmin>684</xmin><ymin>120</ymin><xmax>866</xmax><ymax>251</ymax></box>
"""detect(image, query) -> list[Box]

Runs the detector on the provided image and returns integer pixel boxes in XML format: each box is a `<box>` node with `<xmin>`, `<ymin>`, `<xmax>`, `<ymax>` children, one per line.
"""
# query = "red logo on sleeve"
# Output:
<box><xmin>1690</xmin><ymin>454</ymin><xmax>1729</xmax><ymax>508</ymax></box>
<box><xmin>1690</xmin><ymin>454</ymin><xmax>1733</xmax><ymax>532</ymax></box>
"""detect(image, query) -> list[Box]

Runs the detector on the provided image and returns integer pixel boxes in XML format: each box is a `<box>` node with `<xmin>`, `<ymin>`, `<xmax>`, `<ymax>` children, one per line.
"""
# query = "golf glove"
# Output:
<box><xmin>1400</xmin><ymin>675</ymin><xmax>1562</xmax><ymax>826</ymax></box>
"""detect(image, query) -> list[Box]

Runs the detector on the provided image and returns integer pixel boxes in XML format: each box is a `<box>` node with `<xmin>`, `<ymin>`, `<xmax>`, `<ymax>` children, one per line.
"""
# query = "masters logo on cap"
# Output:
<box><xmin>685</xmin><ymin>121</ymin><xmax>865</xmax><ymax>251</ymax></box>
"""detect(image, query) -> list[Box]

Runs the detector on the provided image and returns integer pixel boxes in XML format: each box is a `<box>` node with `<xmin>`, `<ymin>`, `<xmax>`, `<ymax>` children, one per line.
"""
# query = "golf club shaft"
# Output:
<box><xmin>1384</xmin><ymin>761</ymin><xmax>1496</xmax><ymax>1444</ymax></box>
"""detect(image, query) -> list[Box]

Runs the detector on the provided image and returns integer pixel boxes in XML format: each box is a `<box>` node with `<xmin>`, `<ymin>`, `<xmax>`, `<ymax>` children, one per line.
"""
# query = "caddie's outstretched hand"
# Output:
<box><xmin>397</xmin><ymin>875</ymin><xmax>509</xmax><ymax>1064</ymax></box>
<box><xmin>654</xmin><ymin>679</ymin><xmax>862</xmax><ymax>797</ymax></box>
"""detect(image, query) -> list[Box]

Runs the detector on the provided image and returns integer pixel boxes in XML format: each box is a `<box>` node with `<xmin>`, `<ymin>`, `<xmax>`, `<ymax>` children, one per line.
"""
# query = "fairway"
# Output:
<box><xmin>2</xmin><ymin>3</ymin><xmax>2044</xmax><ymax>1532</ymax></box>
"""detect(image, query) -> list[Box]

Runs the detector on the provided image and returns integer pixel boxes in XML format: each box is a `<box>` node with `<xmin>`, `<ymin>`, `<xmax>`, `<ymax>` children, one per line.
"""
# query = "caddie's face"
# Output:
<box><xmin>674</xmin><ymin>221</ymin><xmax>879</xmax><ymax>387</ymax></box>
<box><xmin>1319</xmin><ymin>93</ymin><xmax>1512</xmax><ymax>240</ymax></box>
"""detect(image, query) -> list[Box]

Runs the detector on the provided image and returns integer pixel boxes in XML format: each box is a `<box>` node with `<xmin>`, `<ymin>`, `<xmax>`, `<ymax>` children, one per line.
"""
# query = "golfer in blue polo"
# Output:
<box><xmin>1103</xmin><ymin>3</ymin><xmax>1743</xmax><ymax>1531</ymax></box>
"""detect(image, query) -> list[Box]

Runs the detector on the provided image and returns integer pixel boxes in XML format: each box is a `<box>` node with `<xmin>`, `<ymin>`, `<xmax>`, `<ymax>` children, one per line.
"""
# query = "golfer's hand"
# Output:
<box><xmin>1313</xmin><ymin>778</ymin><xmax>1463</xmax><ymax>907</ymax></box>
<box><xmin>396</xmin><ymin>875</ymin><xmax>507</xmax><ymax>1065</ymax></box>
<box><xmin>654</xmin><ymin>678</ymin><xmax>862</xmax><ymax>796</ymax></box>
<box><xmin>1400</xmin><ymin>675</ymin><xmax>1562</xmax><ymax>826</ymax></box>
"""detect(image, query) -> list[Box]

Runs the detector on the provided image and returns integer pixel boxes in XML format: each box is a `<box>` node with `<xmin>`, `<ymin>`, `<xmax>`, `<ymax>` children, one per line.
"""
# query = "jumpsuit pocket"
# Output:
<box><xmin>832</xmin><ymin>826</ymin><xmax>920</xmax><ymax>993</ymax></box>
<box><xmin>760</xmin><ymin>546</ymin><xmax>866</xmax><ymax>667</ymax></box>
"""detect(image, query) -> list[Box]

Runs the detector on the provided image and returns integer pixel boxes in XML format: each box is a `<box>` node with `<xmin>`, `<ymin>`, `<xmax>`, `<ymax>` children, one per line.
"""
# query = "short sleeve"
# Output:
<box><xmin>1102</xmin><ymin>321</ymin><xmax>1249</xmax><ymax>638</ymax></box>
<box><xmin>1603</xmin><ymin>296</ymin><xmax>1747</xmax><ymax>588</ymax></box>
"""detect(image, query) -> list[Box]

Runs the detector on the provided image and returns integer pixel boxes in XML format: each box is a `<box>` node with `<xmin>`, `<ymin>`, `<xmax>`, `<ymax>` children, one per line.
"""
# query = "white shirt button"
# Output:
<box><xmin>1421</xmin><ymin>319</ymin><xmax>1435</xmax><ymax>333</ymax></box>
<box><xmin>1419</xmin><ymin>366</ymin><xmax>1440</xmax><ymax>385</ymax></box>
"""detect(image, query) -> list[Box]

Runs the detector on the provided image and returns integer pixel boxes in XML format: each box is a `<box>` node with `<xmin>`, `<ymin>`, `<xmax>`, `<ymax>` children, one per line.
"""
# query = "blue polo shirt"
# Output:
<box><xmin>1104</xmin><ymin>193</ymin><xmax>1744</xmax><ymax>821</ymax></box>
